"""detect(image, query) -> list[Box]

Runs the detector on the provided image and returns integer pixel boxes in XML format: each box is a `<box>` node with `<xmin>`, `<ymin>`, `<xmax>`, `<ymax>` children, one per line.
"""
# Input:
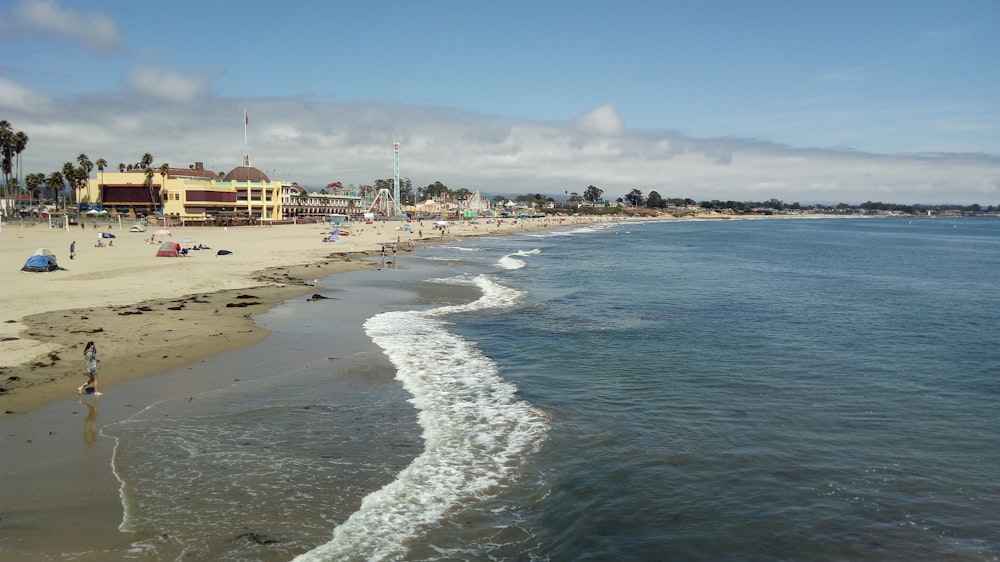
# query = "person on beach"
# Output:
<box><xmin>78</xmin><ymin>341</ymin><xmax>99</xmax><ymax>395</ymax></box>
<box><xmin>70</xmin><ymin>240</ymin><xmax>76</xmax><ymax>260</ymax></box>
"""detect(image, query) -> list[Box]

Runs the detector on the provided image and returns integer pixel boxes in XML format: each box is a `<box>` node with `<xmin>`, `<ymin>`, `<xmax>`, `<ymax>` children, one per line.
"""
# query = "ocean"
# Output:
<box><xmin>49</xmin><ymin>217</ymin><xmax>1000</xmax><ymax>560</ymax></box>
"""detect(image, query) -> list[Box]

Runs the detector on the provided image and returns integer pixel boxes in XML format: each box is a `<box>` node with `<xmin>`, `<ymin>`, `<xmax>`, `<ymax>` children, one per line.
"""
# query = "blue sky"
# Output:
<box><xmin>2</xmin><ymin>0</ymin><xmax>998</xmax><ymax>204</ymax></box>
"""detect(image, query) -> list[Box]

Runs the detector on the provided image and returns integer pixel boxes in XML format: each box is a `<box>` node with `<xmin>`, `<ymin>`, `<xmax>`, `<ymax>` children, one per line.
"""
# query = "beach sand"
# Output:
<box><xmin>0</xmin><ymin>214</ymin><xmax>608</xmax><ymax>558</ymax></box>
<box><xmin>0</xmin><ymin>217</ymin><xmax>579</xmax><ymax>413</ymax></box>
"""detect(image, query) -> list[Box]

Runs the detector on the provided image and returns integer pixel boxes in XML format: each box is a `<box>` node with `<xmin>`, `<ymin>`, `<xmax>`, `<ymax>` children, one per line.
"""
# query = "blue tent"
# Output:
<box><xmin>21</xmin><ymin>254</ymin><xmax>62</xmax><ymax>272</ymax></box>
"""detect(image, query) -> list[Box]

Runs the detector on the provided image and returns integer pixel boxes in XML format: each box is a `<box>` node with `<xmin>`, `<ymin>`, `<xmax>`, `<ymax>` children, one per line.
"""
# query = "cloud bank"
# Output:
<box><xmin>1</xmin><ymin>78</ymin><xmax>997</xmax><ymax>206</ymax></box>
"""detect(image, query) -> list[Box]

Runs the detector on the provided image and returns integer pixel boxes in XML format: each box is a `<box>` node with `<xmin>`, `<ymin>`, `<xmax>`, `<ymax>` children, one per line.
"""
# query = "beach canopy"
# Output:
<box><xmin>434</xmin><ymin>220</ymin><xmax>448</xmax><ymax>226</ymax></box>
<box><xmin>154</xmin><ymin>229</ymin><xmax>171</xmax><ymax>236</ymax></box>
<box><xmin>156</xmin><ymin>241</ymin><xmax>179</xmax><ymax>257</ymax></box>
<box><xmin>100</xmin><ymin>232</ymin><xmax>116</xmax><ymax>238</ymax></box>
<box><xmin>22</xmin><ymin>254</ymin><xmax>61</xmax><ymax>272</ymax></box>
<box><xmin>32</xmin><ymin>248</ymin><xmax>56</xmax><ymax>257</ymax></box>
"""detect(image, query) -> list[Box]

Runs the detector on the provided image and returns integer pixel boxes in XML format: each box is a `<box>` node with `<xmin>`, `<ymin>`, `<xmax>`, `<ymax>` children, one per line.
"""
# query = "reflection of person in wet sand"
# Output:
<box><xmin>78</xmin><ymin>341</ymin><xmax>101</xmax><ymax>395</ymax></box>
<box><xmin>79</xmin><ymin>394</ymin><xmax>99</xmax><ymax>445</ymax></box>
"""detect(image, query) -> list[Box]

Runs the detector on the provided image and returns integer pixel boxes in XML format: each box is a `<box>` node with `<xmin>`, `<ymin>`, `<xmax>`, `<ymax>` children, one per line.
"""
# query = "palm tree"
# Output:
<box><xmin>46</xmin><ymin>172</ymin><xmax>64</xmax><ymax>209</ymax></box>
<box><xmin>118</xmin><ymin>162</ymin><xmax>126</xmax><ymax>172</ymax></box>
<box><xmin>0</xmin><ymin>120</ymin><xmax>14</xmax><ymax>216</ymax></box>
<box><xmin>0</xmin><ymin>123</ymin><xmax>29</xmax><ymax>216</ymax></box>
<box><xmin>76</xmin><ymin>154</ymin><xmax>93</xmax><ymax>207</ymax></box>
<box><xmin>13</xmin><ymin>130</ymin><xmax>28</xmax><ymax>201</ymax></box>
<box><xmin>25</xmin><ymin>173</ymin><xmax>45</xmax><ymax>208</ymax></box>
<box><xmin>95</xmin><ymin>158</ymin><xmax>107</xmax><ymax>208</ymax></box>
<box><xmin>159</xmin><ymin>163</ymin><xmax>169</xmax><ymax>214</ymax></box>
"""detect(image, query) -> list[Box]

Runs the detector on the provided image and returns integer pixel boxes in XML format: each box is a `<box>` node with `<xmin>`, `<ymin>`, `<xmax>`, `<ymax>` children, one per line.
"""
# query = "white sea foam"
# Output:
<box><xmin>496</xmin><ymin>248</ymin><xmax>541</xmax><ymax>270</ymax></box>
<box><xmin>294</xmin><ymin>275</ymin><xmax>548</xmax><ymax>562</ymax></box>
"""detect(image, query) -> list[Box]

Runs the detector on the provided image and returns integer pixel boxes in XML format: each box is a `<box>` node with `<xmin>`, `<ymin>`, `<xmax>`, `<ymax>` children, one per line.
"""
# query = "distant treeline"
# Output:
<box><xmin>691</xmin><ymin>199</ymin><xmax>996</xmax><ymax>214</ymax></box>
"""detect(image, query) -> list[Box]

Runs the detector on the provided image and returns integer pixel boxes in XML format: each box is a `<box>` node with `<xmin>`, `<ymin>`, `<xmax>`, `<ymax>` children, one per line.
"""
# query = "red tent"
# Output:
<box><xmin>156</xmin><ymin>241</ymin><xmax>179</xmax><ymax>257</ymax></box>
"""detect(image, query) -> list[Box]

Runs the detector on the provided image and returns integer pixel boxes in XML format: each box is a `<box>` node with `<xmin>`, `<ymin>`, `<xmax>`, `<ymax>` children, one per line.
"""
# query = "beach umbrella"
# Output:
<box><xmin>434</xmin><ymin>220</ymin><xmax>448</xmax><ymax>226</ymax></box>
<box><xmin>180</xmin><ymin>237</ymin><xmax>195</xmax><ymax>243</ymax></box>
<box><xmin>154</xmin><ymin>229</ymin><xmax>171</xmax><ymax>236</ymax></box>
<box><xmin>84</xmin><ymin>209</ymin><xmax>99</xmax><ymax>215</ymax></box>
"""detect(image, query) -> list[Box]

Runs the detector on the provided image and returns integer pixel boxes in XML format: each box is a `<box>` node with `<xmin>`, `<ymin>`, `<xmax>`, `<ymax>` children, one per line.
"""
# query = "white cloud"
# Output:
<box><xmin>125</xmin><ymin>67</ymin><xmax>212</xmax><ymax>102</ymax></box>
<box><xmin>2</xmin><ymin>85</ymin><xmax>997</xmax><ymax>206</ymax></box>
<box><xmin>572</xmin><ymin>104</ymin><xmax>626</xmax><ymax>137</ymax></box>
<box><xmin>3</xmin><ymin>0</ymin><xmax>122</xmax><ymax>54</ymax></box>
<box><xmin>0</xmin><ymin>78</ymin><xmax>53</xmax><ymax>113</ymax></box>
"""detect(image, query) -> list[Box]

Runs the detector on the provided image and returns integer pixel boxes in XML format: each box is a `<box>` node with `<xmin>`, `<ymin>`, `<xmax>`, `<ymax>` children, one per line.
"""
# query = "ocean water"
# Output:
<box><xmin>101</xmin><ymin>217</ymin><xmax>1000</xmax><ymax>561</ymax></box>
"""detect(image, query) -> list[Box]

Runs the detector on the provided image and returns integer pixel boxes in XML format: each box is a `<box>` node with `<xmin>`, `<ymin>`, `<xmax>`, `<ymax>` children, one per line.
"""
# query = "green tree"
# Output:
<box><xmin>423</xmin><ymin>181</ymin><xmax>450</xmax><ymax>199</ymax></box>
<box><xmin>95</xmin><ymin>158</ymin><xmax>107</xmax><ymax>207</ymax></box>
<box><xmin>11</xmin><ymin>130</ymin><xmax>29</xmax><ymax>214</ymax></box>
<box><xmin>76</xmin><ymin>153</ymin><xmax>94</xmax><ymax>205</ymax></box>
<box><xmin>646</xmin><ymin>191</ymin><xmax>664</xmax><ymax>208</ymax></box>
<box><xmin>624</xmin><ymin>188</ymin><xmax>644</xmax><ymax>207</ymax></box>
<box><xmin>583</xmin><ymin>185</ymin><xmax>604</xmax><ymax>203</ymax></box>
<box><xmin>25</xmin><ymin>173</ymin><xmax>45</xmax><ymax>202</ymax></box>
<box><xmin>45</xmin><ymin>172</ymin><xmax>65</xmax><ymax>208</ymax></box>
<box><xmin>0</xmin><ymin>121</ymin><xmax>30</xmax><ymax>216</ymax></box>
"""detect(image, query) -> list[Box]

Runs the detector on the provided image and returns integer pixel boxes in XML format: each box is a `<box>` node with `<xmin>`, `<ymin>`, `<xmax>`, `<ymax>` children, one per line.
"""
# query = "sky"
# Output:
<box><xmin>1</xmin><ymin>0</ymin><xmax>998</xmax><ymax>205</ymax></box>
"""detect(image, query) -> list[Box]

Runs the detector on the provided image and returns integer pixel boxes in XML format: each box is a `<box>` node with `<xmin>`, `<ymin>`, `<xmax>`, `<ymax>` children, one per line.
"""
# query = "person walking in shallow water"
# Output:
<box><xmin>78</xmin><ymin>341</ymin><xmax>99</xmax><ymax>395</ymax></box>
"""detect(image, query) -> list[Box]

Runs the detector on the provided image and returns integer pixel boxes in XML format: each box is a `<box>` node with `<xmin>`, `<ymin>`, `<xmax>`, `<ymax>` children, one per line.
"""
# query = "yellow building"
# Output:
<box><xmin>80</xmin><ymin>162</ymin><xmax>283</xmax><ymax>224</ymax></box>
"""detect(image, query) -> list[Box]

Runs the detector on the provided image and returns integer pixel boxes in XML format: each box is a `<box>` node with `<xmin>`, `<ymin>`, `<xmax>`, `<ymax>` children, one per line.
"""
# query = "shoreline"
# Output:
<box><xmin>2</xmin><ymin>255</ymin><xmax>374</xmax><ymax>414</ymax></box>
<box><xmin>0</xmin><ymin>210</ymin><xmax>887</xmax><ymax>415</ymax></box>
<box><xmin>0</xmin><ymin>216</ymin><xmax>607</xmax><ymax>415</ymax></box>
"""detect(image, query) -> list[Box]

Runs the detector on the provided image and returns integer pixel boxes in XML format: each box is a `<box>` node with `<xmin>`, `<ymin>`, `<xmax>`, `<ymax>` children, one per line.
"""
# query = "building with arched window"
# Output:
<box><xmin>80</xmin><ymin>162</ymin><xmax>284</xmax><ymax>223</ymax></box>
<box><xmin>281</xmin><ymin>183</ymin><xmax>366</xmax><ymax>219</ymax></box>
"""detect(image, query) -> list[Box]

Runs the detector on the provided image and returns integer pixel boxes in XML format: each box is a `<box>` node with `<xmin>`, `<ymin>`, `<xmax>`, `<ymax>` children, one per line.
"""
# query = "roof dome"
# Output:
<box><xmin>224</xmin><ymin>166</ymin><xmax>270</xmax><ymax>182</ymax></box>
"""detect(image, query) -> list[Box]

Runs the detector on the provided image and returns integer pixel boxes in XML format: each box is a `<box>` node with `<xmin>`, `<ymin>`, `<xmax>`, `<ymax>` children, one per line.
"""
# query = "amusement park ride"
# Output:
<box><xmin>328</xmin><ymin>141</ymin><xmax>496</xmax><ymax>220</ymax></box>
<box><xmin>365</xmin><ymin>142</ymin><xmax>405</xmax><ymax>219</ymax></box>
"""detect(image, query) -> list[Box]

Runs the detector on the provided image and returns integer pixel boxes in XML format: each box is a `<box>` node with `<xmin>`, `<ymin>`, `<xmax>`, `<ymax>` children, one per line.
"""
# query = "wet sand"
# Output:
<box><xmin>0</xmin><ymin>215</ymin><xmax>610</xmax><ymax>558</ymax></box>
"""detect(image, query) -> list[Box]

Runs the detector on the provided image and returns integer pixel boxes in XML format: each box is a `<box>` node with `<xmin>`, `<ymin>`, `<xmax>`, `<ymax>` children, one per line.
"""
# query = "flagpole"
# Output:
<box><xmin>243</xmin><ymin>108</ymin><xmax>249</xmax><ymax>157</ymax></box>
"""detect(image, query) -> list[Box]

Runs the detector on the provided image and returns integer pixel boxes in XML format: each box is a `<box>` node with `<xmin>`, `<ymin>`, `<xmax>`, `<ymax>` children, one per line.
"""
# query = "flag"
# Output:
<box><xmin>244</xmin><ymin>110</ymin><xmax>249</xmax><ymax>125</ymax></box>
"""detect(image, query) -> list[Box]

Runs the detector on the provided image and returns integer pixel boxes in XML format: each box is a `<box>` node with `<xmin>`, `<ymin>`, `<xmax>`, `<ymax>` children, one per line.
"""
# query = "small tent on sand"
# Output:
<box><xmin>156</xmin><ymin>241</ymin><xmax>180</xmax><ymax>257</ymax></box>
<box><xmin>22</xmin><ymin>253</ymin><xmax>62</xmax><ymax>272</ymax></box>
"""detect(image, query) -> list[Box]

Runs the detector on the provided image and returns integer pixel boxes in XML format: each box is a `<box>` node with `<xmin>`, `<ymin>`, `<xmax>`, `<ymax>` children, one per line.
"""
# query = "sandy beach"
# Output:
<box><xmin>1</xmin><ymin>214</ymin><xmax>617</xmax><ymax>558</ymax></box>
<box><xmin>0</xmin><ymin>217</ymin><xmax>584</xmax><ymax>413</ymax></box>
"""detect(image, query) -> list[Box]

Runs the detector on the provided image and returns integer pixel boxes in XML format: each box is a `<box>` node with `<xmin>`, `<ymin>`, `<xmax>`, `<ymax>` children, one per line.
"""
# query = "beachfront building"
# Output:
<box><xmin>281</xmin><ymin>183</ymin><xmax>366</xmax><ymax>219</ymax></box>
<box><xmin>79</xmin><ymin>162</ymin><xmax>284</xmax><ymax>224</ymax></box>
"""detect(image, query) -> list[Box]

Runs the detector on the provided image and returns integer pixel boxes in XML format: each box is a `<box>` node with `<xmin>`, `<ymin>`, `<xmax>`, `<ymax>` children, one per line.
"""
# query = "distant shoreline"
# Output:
<box><xmin>0</xmin><ymin>216</ymin><xmax>602</xmax><ymax>414</ymax></box>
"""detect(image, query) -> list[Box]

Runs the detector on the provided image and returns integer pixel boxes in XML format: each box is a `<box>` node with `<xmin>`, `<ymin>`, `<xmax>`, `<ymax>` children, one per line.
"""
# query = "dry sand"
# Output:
<box><xmin>0</xmin><ymin>215</ymin><xmax>599</xmax><ymax>413</ymax></box>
